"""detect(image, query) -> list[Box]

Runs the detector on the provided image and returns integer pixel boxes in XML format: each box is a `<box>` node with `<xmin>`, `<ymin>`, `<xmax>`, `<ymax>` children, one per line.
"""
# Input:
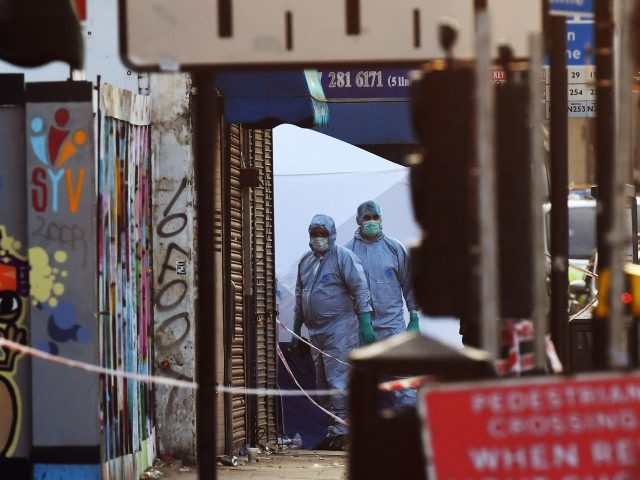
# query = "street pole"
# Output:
<box><xmin>609</xmin><ymin>0</ymin><xmax>633</xmax><ymax>368</ymax></box>
<box><xmin>474</xmin><ymin>0</ymin><xmax>499</xmax><ymax>359</ymax></box>
<box><xmin>594</xmin><ymin>0</ymin><xmax>615</xmax><ymax>370</ymax></box>
<box><xmin>193</xmin><ymin>71</ymin><xmax>218</xmax><ymax>480</ymax></box>
<box><xmin>549</xmin><ymin>15</ymin><xmax>570</xmax><ymax>370</ymax></box>
<box><xmin>529</xmin><ymin>32</ymin><xmax>548</xmax><ymax>371</ymax></box>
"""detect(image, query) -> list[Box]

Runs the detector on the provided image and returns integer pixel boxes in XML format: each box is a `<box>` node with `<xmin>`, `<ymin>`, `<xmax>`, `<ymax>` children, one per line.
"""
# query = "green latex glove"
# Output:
<box><xmin>407</xmin><ymin>311</ymin><xmax>420</xmax><ymax>332</ymax></box>
<box><xmin>358</xmin><ymin>312</ymin><xmax>377</xmax><ymax>345</ymax></box>
<box><xmin>290</xmin><ymin>316</ymin><xmax>303</xmax><ymax>351</ymax></box>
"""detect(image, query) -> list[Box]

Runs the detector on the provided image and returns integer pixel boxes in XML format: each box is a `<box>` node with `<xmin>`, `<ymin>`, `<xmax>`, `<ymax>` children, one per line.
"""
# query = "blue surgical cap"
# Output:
<box><xmin>356</xmin><ymin>200</ymin><xmax>382</xmax><ymax>222</ymax></box>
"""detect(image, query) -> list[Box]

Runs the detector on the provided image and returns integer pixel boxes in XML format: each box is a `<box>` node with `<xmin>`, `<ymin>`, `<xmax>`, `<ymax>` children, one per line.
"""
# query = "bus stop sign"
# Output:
<box><xmin>549</xmin><ymin>0</ymin><xmax>594</xmax><ymax>16</ymax></box>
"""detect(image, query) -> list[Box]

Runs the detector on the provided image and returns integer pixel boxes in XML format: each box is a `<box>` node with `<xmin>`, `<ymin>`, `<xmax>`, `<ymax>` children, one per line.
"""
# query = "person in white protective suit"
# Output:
<box><xmin>345</xmin><ymin>200</ymin><xmax>420</xmax><ymax>409</ymax></box>
<box><xmin>291</xmin><ymin>214</ymin><xmax>374</xmax><ymax>450</ymax></box>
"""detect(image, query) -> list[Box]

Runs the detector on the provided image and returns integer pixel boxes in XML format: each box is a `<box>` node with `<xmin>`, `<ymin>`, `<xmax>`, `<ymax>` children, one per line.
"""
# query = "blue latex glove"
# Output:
<box><xmin>358</xmin><ymin>312</ymin><xmax>377</xmax><ymax>345</ymax></box>
<box><xmin>407</xmin><ymin>311</ymin><xmax>420</xmax><ymax>332</ymax></box>
<box><xmin>290</xmin><ymin>316</ymin><xmax>303</xmax><ymax>351</ymax></box>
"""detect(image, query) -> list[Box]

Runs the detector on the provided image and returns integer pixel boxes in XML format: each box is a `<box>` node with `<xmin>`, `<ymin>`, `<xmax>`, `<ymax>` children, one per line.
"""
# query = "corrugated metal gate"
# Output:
<box><xmin>249</xmin><ymin>129</ymin><xmax>279</xmax><ymax>444</ymax></box>
<box><xmin>222</xmin><ymin>124</ymin><xmax>278</xmax><ymax>452</ymax></box>
<box><xmin>225</xmin><ymin>123</ymin><xmax>246</xmax><ymax>450</ymax></box>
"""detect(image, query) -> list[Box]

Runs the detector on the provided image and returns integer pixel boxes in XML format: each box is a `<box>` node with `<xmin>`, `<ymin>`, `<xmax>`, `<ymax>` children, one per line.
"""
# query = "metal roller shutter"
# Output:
<box><xmin>222</xmin><ymin>124</ymin><xmax>278</xmax><ymax>451</ymax></box>
<box><xmin>226</xmin><ymin>123</ymin><xmax>246</xmax><ymax>449</ymax></box>
<box><xmin>249</xmin><ymin>129</ymin><xmax>279</xmax><ymax>444</ymax></box>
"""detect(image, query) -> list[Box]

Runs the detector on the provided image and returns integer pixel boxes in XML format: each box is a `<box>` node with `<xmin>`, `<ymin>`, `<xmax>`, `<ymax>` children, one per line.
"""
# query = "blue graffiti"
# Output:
<box><xmin>384</xmin><ymin>267</ymin><xmax>394</xmax><ymax>278</ymax></box>
<box><xmin>30</xmin><ymin>116</ymin><xmax>49</xmax><ymax>166</ymax></box>
<box><xmin>320</xmin><ymin>274</ymin><xmax>330</xmax><ymax>283</ymax></box>
<box><xmin>36</xmin><ymin>300</ymin><xmax>91</xmax><ymax>354</ymax></box>
<box><xmin>33</xmin><ymin>464</ymin><xmax>101</xmax><ymax>480</ymax></box>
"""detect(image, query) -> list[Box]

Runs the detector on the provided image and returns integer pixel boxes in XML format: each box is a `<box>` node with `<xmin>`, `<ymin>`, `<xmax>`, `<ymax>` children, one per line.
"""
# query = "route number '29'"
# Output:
<box><xmin>327</xmin><ymin>71</ymin><xmax>383</xmax><ymax>88</ymax></box>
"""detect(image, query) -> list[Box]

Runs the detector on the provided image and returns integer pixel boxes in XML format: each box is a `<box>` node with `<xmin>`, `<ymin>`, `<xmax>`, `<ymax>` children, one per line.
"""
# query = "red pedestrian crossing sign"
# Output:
<box><xmin>420</xmin><ymin>372</ymin><xmax>640</xmax><ymax>478</ymax></box>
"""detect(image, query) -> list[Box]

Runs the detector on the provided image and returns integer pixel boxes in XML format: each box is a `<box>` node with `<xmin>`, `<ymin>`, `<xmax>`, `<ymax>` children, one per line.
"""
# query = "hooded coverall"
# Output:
<box><xmin>295</xmin><ymin>214</ymin><xmax>372</xmax><ymax>436</ymax></box>
<box><xmin>345</xmin><ymin>228</ymin><xmax>419</xmax><ymax>408</ymax></box>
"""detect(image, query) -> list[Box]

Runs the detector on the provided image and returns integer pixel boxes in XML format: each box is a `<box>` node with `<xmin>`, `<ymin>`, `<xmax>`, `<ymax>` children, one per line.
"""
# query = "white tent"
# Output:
<box><xmin>274</xmin><ymin>124</ymin><xmax>463</xmax><ymax>347</ymax></box>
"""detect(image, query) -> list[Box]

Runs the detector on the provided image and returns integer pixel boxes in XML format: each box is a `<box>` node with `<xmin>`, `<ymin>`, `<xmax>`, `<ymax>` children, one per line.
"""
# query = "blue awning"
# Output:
<box><xmin>214</xmin><ymin>70</ymin><xmax>328</xmax><ymax>129</ymax></box>
<box><xmin>214</xmin><ymin>68</ymin><xmax>419</xmax><ymax>165</ymax></box>
<box><xmin>313</xmin><ymin>101</ymin><xmax>418</xmax><ymax>165</ymax></box>
<box><xmin>314</xmin><ymin>101</ymin><xmax>416</xmax><ymax>145</ymax></box>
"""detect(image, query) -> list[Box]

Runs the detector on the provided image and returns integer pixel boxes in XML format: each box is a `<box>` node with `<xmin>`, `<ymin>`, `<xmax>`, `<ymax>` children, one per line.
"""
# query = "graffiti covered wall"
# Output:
<box><xmin>98</xmin><ymin>83</ymin><xmax>155</xmax><ymax>479</ymax></box>
<box><xmin>150</xmin><ymin>74</ymin><xmax>197</xmax><ymax>460</ymax></box>
<box><xmin>25</xmin><ymin>82</ymin><xmax>100</xmax><ymax>479</ymax></box>
<box><xmin>0</xmin><ymin>74</ymin><xmax>31</xmax><ymax>480</ymax></box>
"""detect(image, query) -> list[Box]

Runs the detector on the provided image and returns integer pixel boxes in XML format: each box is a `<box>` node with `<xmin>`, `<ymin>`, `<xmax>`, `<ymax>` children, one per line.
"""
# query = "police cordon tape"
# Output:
<box><xmin>569</xmin><ymin>296</ymin><xmax>597</xmax><ymax>322</ymax></box>
<box><xmin>1</xmin><ymin>323</ymin><xmax>563</xmax><ymax>396</ymax></box>
<box><xmin>0</xmin><ymin>333</ymin><xmax>417</xmax><ymax>442</ymax></box>
<box><xmin>278</xmin><ymin>316</ymin><xmax>564</xmax><ymax>378</ymax></box>
<box><xmin>276</xmin><ymin>318</ymin><xmax>433</xmax><ymax>390</ymax></box>
<box><xmin>0</xmin><ymin>336</ymin><xmax>350</xmax><ymax>397</ymax></box>
<box><xmin>0</xmin><ymin>336</ymin><xmax>424</xmax><ymax>395</ymax></box>
<box><xmin>0</xmin><ymin>337</ymin><xmax>199</xmax><ymax>390</ymax></box>
<box><xmin>544</xmin><ymin>251</ymin><xmax>598</xmax><ymax>279</ymax></box>
<box><xmin>276</xmin><ymin>318</ymin><xmax>350</xmax><ymax>366</ymax></box>
<box><xmin>275</xmin><ymin>343</ymin><xmax>348</xmax><ymax>426</ymax></box>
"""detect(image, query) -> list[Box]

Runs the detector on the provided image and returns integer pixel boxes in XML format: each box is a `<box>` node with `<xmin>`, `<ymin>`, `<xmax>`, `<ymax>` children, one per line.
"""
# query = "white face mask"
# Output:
<box><xmin>310</xmin><ymin>236</ymin><xmax>329</xmax><ymax>252</ymax></box>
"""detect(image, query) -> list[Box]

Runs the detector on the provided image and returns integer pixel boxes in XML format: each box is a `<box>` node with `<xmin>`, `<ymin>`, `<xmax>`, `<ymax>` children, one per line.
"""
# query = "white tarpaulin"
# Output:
<box><xmin>274</xmin><ymin>124</ymin><xmax>463</xmax><ymax>347</ymax></box>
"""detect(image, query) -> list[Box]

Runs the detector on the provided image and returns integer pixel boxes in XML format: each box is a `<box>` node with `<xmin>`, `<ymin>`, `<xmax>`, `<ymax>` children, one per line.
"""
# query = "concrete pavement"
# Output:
<box><xmin>147</xmin><ymin>450</ymin><xmax>347</xmax><ymax>480</ymax></box>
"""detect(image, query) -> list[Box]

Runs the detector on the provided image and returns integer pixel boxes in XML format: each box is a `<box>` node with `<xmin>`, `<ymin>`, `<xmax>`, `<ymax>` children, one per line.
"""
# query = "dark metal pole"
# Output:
<box><xmin>549</xmin><ymin>15</ymin><xmax>570</xmax><ymax>370</ymax></box>
<box><xmin>630</xmin><ymin>0</ymin><xmax>640</xmax><ymax>369</ymax></box>
<box><xmin>474</xmin><ymin>0</ymin><xmax>499</xmax><ymax>357</ymax></box>
<box><xmin>632</xmin><ymin>195</ymin><xmax>638</xmax><ymax>264</ymax></box>
<box><xmin>593</xmin><ymin>0</ymin><xmax>615</xmax><ymax>371</ymax></box>
<box><xmin>193</xmin><ymin>71</ymin><xmax>217</xmax><ymax>480</ymax></box>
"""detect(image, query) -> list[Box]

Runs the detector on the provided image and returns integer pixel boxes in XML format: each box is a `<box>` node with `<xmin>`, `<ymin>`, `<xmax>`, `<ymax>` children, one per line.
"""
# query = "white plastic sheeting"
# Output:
<box><xmin>273</xmin><ymin>124</ymin><xmax>463</xmax><ymax>348</ymax></box>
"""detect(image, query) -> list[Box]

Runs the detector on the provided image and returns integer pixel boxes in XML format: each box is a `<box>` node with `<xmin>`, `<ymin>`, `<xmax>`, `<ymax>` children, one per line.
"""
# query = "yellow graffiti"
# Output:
<box><xmin>0</xmin><ymin>229</ymin><xmax>23</xmax><ymax>260</ymax></box>
<box><xmin>28</xmin><ymin>247</ymin><xmax>68</xmax><ymax>308</ymax></box>
<box><xmin>0</xmin><ymin>225</ymin><xmax>28</xmax><ymax>458</ymax></box>
<box><xmin>54</xmin><ymin>250</ymin><xmax>67</xmax><ymax>263</ymax></box>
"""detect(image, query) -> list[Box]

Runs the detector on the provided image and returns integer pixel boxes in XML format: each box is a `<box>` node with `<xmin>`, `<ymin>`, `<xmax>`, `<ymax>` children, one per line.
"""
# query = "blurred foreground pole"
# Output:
<box><xmin>474</xmin><ymin>0</ymin><xmax>499</xmax><ymax>358</ymax></box>
<box><xmin>631</xmin><ymin>0</ymin><xmax>640</xmax><ymax>368</ymax></box>
<box><xmin>609</xmin><ymin>0</ymin><xmax>634</xmax><ymax>368</ymax></box>
<box><xmin>409</xmin><ymin>31</ymin><xmax>476</xmax><ymax>344</ymax></box>
<box><xmin>193</xmin><ymin>72</ymin><xmax>218</xmax><ymax>480</ymax></box>
<box><xmin>593</xmin><ymin>0</ymin><xmax>615</xmax><ymax>370</ymax></box>
<box><xmin>529</xmin><ymin>33</ymin><xmax>549</xmax><ymax>370</ymax></box>
<box><xmin>548</xmin><ymin>15</ymin><xmax>570</xmax><ymax>369</ymax></box>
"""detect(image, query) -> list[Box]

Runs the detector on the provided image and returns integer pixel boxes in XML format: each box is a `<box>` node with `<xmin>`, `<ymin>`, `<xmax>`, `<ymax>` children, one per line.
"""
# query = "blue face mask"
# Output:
<box><xmin>310</xmin><ymin>236</ymin><xmax>329</xmax><ymax>252</ymax></box>
<box><xmin>361</xmin><ymin>220</ymin><xmax>381</xmax><ymax>237</ymax></box>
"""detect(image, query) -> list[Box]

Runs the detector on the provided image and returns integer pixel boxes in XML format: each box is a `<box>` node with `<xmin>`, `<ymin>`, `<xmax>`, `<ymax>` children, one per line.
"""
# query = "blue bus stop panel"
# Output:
<box><xmin>566</xmin><ymin>22</ymin><xmax>594</xmax><ymax>66</ymax></box>
<box><xmin>543</xmin><ymin>21</ymin><xmax>593</xmax><ymax>66</ymax></box>
<box><xmin>549</xmin><ymin>0</ymin><xmax>593</xmax><ymax>15</ymax></box>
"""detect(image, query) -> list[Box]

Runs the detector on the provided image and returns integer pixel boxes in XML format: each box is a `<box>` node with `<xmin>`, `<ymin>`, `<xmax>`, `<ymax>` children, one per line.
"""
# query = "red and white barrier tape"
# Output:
<box><xmin>0</xmin><ymin>337</ymin><xmax>198</xmax><ymax>390</ymax></box>
<box><xmin>378</xmin><ymin>375</ymin><xmax>433</xmax><ymax>391</ymax></box>
<box><xmin>276</xmin><ymin>343</ymin><xmax>348</xmax><ymax>427</ymax></box>
<box><xmin>5</xmin><ymin>324</ymin><xmax>563</xmax><ymax>398</ymax></box>
<box><xmin>0</xmin><ymin>337</ymin><xmax>347</xmax><ymax>395</ymax></box>
<box><xmin>545</xmin><ymin>335</ymin><xmax>564</xmax><ymax>374</ymax></box>
<box><xmin>0</xmin><ymin>336</ymin><xmax>412</xmax><ymax>397</ymax></box>
<box><xmin>276</xmin><ymin>318</ymin><xmax>350</xmax><ymax>367</ymax></box>
<box><xmin>569</xmin><ymin>297</ymin><xmax>598</xmax><ymax>322</ymax></box>
<box><xmin>544</xmin><ymin>251</ymin><xmax>598</xmax><ymax>279</ymax></box>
